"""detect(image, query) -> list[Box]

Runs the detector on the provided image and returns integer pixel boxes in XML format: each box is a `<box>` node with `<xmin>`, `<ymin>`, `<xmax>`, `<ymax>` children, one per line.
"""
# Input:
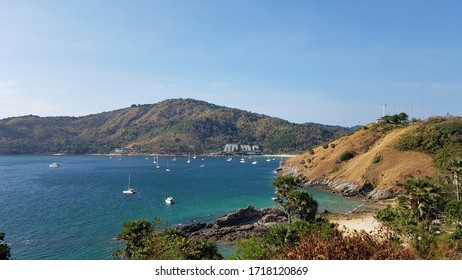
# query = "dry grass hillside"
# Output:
<box><xmin>285</xmin><ymin>123</ymin><xmax>439</xmax><ymax>195</ymax></box>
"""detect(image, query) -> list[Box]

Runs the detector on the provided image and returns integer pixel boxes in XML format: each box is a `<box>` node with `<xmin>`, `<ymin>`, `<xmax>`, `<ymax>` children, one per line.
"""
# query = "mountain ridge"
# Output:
<box><xmin>0</xmin><ymin>98</ymin><xmax>351</xmax><ymax>155</ymax></box>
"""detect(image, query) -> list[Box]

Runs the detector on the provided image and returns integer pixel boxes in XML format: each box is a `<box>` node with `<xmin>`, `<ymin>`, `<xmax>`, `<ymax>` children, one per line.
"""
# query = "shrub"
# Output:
<box><xmin>339</xmin><ymin>151</ymin><xmax>355</xmax><ymax>161</ymax></box>
<box><xmin>278</xmin><ymin>227</ymin><xmax>415</xmax><ymax>260</ymax></box>
<box><xmin>372</xmin><ymin>154</ymin><xmax>382</xmax><ymax>164</ymax></box>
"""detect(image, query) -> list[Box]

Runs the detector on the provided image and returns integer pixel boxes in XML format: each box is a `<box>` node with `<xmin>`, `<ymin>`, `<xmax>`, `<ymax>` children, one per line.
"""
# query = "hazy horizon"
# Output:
<box><xmin>1</xmin><ymin>1</ymin><xmax>461</xmax><ymax>126</ymax></box>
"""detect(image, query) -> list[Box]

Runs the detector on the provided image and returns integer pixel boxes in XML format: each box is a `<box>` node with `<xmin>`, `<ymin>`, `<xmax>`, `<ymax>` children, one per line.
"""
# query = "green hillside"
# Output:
<box><xmin>0</xmin><ymin>99</ymin><xmax>350</xmax><ymax>155</ymax></box>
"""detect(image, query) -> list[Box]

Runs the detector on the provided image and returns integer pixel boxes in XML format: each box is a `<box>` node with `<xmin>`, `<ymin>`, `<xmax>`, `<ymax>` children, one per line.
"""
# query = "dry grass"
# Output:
<box><xmin>286</xmin><ymin>123</ymin><xmax>439</xmax><ymax>194</ymax></box>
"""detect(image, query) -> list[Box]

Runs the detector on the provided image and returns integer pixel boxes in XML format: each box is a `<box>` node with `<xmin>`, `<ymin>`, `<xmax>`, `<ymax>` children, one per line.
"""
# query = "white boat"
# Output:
<box><xmin>166</xmin><ymin>161</ymin><xmax>171</xmax><ymax>172</ymax></box>
<box><xmin>155</xmin><ymin>157</ymin><xmax>160</xmax><ymax>169</ymax></box>
<box><xmin>227</xmin><ymin>156</ymin><xmax>233</xmax><ymax>162</ymax></box>
<box><xmin>49</xmin><ymin>162</ymin><xmax>60</xmax><ymax>168</ymax></box>
<box><xmin>252</xmin><ymin>160</ymin><xmax>257</xmax><ymax>165</ymax></box>
<box><xmin>240</xmin><ymin>154</ymin><xmax>245</xmax><ymax>163</ymax></box>
<box><xmin>122</xmin><ymin>174</ymin><xmax>136</xmax><ymax>194</ymax></box>
<box><xmin>165</xmin><ymin>196</ymin><xmax>175</xmax><ymax>204</ymax></box>
<box><xmin>186</xmin><ymin>154</ymin><xmax>191</xmax><ymax>164</ymax></box>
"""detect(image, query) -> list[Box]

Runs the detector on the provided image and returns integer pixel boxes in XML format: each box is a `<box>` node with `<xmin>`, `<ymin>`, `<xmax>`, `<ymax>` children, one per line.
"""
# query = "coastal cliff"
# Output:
<box><xmin>279</xmin><ymin>118</ymin><xmax>461</xmax><ymax>200</ymax></box>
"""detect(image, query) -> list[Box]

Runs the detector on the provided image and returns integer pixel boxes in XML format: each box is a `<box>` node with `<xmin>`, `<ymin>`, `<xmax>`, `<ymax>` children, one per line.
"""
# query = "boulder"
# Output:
<box><xmin>214</xmin><ymin>205</ymin><xmax>264</xmax><ymax>228</ymax></box>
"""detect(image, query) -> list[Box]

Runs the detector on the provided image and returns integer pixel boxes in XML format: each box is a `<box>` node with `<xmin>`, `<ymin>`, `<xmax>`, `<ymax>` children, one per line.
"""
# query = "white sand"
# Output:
<box><xmin>330</xmin><ymin>212</ymin><xmax>381</xmax><ymax>235</ymax></box>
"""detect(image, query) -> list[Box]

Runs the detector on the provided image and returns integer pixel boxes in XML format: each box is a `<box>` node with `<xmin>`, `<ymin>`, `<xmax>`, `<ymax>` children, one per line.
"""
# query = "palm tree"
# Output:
<box><xmin>286</xmin><ymin>189</ymin><xmax>318</xmax><ymax>222</ymax></box>
<box><xmin>446</xmin><ymin>159</ymin><xmax>462</xmax><ymax>201</ymax></box>
<box><xmin>399</xmin><ymin>178</ymin><xmax>442</xmax><ymax>222</ymax></box>
<box><xmin>273</xmin><ymin>175</ymin><xmax>303</xmax><ymax>222</ymax></box>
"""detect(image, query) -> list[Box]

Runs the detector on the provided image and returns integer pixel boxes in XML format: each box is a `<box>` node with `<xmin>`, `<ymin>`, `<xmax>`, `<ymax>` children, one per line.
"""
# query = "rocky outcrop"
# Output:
<box><xmin>305</xmin><ymin>179</ymin><xmax>362</xmax><ymax>197</ymax></box>
<box><xmin>276</xmin><ymin>165</ymin><xmax>302</xmax><ymax>178</ymax></box>
<box><xmin>278</xmin><ymin>162</ymin><xmax>399</xmax><ymax>201</ymax></box>
<box><xmin>366</xmin><ymin>188</ymin><xmax>397</xmax><ymax>200</ymax></box>
<box><xmin>215</xmin><ymin>205</ymin><xmax>264</xmax><ymax>227</ymax></box>
<box><xmin>182</xmin><ymin>205</ymin><xmax>288</xmax><ymax>242</ymax></box>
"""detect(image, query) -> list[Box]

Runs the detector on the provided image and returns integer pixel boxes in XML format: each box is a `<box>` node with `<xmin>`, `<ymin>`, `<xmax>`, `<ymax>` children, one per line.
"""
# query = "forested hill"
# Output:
<box><xmin>0</xmin><ymin>98</ymin><xmax>351</xmax><ymax>155</ymax></box>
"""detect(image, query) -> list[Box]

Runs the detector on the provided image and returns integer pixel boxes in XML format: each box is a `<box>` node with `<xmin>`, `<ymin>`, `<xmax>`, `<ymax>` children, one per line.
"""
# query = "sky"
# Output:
<box><xmin>0</xmin><ymin>0</ymin><xmax>461</xmax><ymax>127</ymax></box>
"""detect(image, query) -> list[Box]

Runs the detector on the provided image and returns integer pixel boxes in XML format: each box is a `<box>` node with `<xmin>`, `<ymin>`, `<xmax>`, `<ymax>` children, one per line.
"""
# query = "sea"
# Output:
<box><xmin>0</xmin><ymin>155</ymin><xmax>369</xmax><ymax>260</ymax></box>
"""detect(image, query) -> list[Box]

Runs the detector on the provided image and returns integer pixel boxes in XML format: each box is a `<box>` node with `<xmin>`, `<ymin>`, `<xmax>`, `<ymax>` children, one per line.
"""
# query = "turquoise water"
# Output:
<box><xmin>0</xmin><ymin>155</ymin><xmax>366</xmax><ymax>259</ymax></box>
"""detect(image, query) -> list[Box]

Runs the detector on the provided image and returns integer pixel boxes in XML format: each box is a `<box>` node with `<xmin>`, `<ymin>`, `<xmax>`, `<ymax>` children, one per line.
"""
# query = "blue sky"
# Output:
<box><xmin>1</xmin><ymin>0</ymin><xmax>461</xmax><ymax>126</ymax></box>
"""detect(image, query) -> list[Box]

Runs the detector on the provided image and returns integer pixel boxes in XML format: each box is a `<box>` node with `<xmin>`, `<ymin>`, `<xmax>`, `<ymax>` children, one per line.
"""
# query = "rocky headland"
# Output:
<box><xmin>178</xmin><ymin>205</ymin><xmax>288</xmax><ymax>242</ymax></box>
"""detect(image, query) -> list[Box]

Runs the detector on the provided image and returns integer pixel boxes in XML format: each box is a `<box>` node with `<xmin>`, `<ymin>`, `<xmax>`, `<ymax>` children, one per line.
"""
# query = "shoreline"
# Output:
<box><xmin>328</xmin><ymin>210</ymin><xmax>382</xmax><ymax>235</ymax></box>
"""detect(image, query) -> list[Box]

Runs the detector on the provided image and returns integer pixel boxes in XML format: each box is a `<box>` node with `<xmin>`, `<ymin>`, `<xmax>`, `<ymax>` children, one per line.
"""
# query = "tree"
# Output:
<box><xmin>114</xmin><ymin>218</ymin><xmax>222</xmax><ymax>260</ymax></box>
<box><xmin>273</xmin><ymin>175</ymin><xmax>302</xmax><ymax>222</ymax></box>
<box><xmin>398</xmin><ymin>177</ymin><xmax>443</xmax><ymax>222</ymax></box>
<box><xmin>446</xmin><ymin>159</ymin><xmax>462</xmax><ymax>201</ymax></box>
<box><xmin>286</xmin><ymin>189</ymin><xmax>318</xmax><ymax>222</ymax></box>
<box><xmin>273</xmin><ymin>175</ymin><xmax>318</xmax><ymax>222</ymax></box>
<box><xmin>445</xmin><ymin>200</ymin><xmax>462</xmax><ymax>228</ymax></box>
<box><xmin>0</xmin><ymin>232</ymin><xmax>11</xmax><ymax>260</ymax></box>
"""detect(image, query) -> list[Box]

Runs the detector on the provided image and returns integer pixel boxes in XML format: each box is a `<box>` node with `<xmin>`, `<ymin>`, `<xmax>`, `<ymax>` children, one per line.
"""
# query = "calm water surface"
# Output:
<box><xmin>0</xmin><ymin>155</ymin><xmax>366</xmax><ymax>259</ymax></box>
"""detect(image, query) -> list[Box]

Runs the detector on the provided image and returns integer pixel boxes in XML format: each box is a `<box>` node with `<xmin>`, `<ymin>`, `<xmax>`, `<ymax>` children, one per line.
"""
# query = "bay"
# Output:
<box><xmin>0</xmin><ymin>155</ymin><xmax>367</xmax><ymax>259</ymax></box>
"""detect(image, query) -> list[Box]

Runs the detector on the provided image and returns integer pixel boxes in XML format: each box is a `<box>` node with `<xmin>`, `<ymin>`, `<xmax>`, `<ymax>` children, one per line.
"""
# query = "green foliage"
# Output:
<box><xmin>0</xmin><ymin>232</ymin><xmax>11</xmax><ymax>260</ymax></box>
<box><xmin>114</xmin><ymin>218</ymin><xmax>222</xmax><ymax>260</ymax></box>
<box><xmin>339</xmin><ymin>150</ymin><xmax>355</xmax><ymax>161</ymax></box>
<box><xmin>286</xmin><ymin>190</ymin><xmax>318</xmax><ymax>222</ymax></box>
<box><xmin>445</xmin><ymin>200</ymin><xmax>462</xmax><ymax>225</ymax></box>
<box><xmin>395</xmin><ymin>117</ymin><xmax>462</xmax><ymax>156</ymax></box>
<box><xmin>273</xmin><ymin>175</ymin><xmax>318</xmax><ymax>223</ymax></box>
<box><xmin>379</xmin><ymin>113</ymin><xmax>409</xmax><ymax>124</ymax></box>
<box><xmin>372</xmin><ymin>154</ymin><xmax>382</xmax><ymax>164</ymax></box>
<box><xmin>0</xmin><ymin>99</ymin><xmax>351</xmax><ymax>155</ymax></box>
<box><xmin>231</xmin><ymin>219</ymin><xmax>334</xmax><ymax>260</ymax></box>
<box><xmin>231</xmin><ymin>237</ymin><xmax>267</xmax><ymax>260</ymax></box>
<box><xmin>400</xmin><ymin>177</ymin><xmax>444</xmax><ymax>222</ymax></box>
<box><xmin>375</xmin><ymin>177</ymin><xmax>456</xmax><ymax>258</ymax></box>
<box><xmin>451</xmin><ymin>228</ymin><xmax>462</xmax><ymax>240</ymax></box>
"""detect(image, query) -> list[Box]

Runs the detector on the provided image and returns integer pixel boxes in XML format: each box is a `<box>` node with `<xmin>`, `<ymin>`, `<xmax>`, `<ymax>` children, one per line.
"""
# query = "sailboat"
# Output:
<box><xmin>227</xmin><ymin>156</ymin><xmax>233</xmax><ymax>162</ymax></box>
<box><xmin>122</xmin><ymin>174</ymin><xmax>136</xmax><ymax>194</ymax></box>
<box><xmin>186</xmin><ymin>154</ymin><xmax>191</xmax><ymax>164</ymax></box>
<box><xmin>166</xmin><ymin>160</ymin><xmax>171</xmax><ymax>172</ymax></box>
<box><xmin>155</xmin><ymin>157</ymin><xmax>160</xmax><ymax>169</ymax></box>
<box><xmin>240</xmin><ymin>154</ymin><xmax>245</xmax><ymax>163</ymax></box>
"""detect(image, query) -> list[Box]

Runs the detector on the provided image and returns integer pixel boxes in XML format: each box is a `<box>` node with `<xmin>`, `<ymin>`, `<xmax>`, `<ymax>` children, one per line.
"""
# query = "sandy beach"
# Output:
<box><xmin>329</xmin><ymin>211</ymin><xmax>382</xmax><ymax>235</ymax></box>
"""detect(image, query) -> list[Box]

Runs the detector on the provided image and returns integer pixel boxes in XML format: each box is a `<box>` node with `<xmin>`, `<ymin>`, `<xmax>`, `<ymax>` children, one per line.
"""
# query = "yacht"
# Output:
<box><xmin>49</xmin><ymin>162</ymin><xmax>60</xmax><ymax>168</ymax></box>
<box><xmin>165</xmin><ymin>196</ymin><xmax>175</xmax><ymax>204</ymax></box>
